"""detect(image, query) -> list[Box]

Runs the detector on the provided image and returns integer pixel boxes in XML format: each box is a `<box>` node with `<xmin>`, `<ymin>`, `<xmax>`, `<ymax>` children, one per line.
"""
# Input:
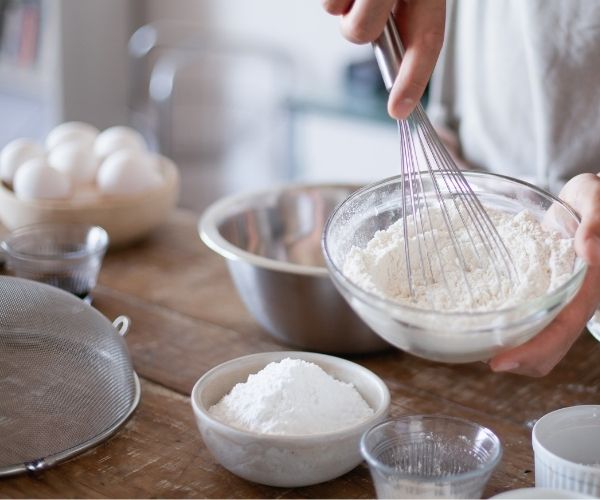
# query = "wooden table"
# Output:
<box><xmin>2</xmin><ymin>210</ymin><xmax>600</xmax><ymax>498</ymax></box>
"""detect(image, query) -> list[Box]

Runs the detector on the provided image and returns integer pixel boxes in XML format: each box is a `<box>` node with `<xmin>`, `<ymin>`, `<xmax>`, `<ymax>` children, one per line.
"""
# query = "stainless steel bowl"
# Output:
<box><xmin>199</xmin><ymin>184</ymin><xmax>389</xmax><ymax>354</ymax></box>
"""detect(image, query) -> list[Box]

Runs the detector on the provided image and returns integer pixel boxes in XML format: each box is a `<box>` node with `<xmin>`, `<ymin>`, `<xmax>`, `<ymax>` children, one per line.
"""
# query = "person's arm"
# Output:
<box><xmin>490</xmin><ymin>174</ymin><xmax>600</xmax><ymax>376</ymax></box>
<box><xmin>322</xmin><ymin>0</ymin><xmax>446</xmax><ymax>119</ymax></box>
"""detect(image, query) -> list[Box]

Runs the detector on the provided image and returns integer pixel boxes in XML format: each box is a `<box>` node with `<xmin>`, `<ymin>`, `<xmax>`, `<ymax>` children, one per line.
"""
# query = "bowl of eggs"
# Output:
<box><xmin>0</xmin><ymin>122</ymin><xmax>179</xmax><ymax>247</ymax></box>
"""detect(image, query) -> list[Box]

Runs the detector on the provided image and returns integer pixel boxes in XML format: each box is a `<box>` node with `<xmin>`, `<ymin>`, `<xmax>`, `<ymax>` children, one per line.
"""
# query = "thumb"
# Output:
<box><xmin>559</xmin><ymin>174</ymin><xmax>600</xmax><ymax>266</ymax></box>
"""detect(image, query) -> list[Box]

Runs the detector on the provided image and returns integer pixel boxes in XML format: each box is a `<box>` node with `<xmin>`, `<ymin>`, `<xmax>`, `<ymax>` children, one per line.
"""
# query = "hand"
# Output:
<box><xmin>322</xmin><ymin>0</ymin><xmax>446</xmax><ymax>119</ymax></box>
<box><xmin>489</xmin><ymin>174</ymin><xmax>600</xmax><ymax>376</ymax></box>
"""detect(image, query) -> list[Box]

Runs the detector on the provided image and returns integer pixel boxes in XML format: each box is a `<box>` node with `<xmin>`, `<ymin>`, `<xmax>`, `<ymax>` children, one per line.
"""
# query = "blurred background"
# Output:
<box><xmin>0</xmin><ymin>0</ymin><xmax>401</xmax><ymax>211</ymax></box>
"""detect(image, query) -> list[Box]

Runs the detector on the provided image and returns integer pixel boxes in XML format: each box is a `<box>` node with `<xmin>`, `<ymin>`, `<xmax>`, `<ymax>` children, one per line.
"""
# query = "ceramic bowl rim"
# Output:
<box><xmin>532</xmin><ymin>405</ymin><xmax>600</xmax><ymax>475</ymax></box>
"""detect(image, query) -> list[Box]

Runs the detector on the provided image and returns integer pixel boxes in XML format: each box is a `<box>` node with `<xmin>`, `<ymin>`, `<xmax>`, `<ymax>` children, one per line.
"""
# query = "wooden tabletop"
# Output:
<box><xmin>2</xmin><ymin>209</ymin><xmax>600</xmax><ymax>499</ymax></box>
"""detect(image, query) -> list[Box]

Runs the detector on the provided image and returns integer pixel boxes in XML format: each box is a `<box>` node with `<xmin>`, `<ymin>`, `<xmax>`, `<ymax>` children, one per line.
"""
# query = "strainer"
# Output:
<box><xmin>0</xmin><ymin>276</ymin><xmax>140</xmax><ymax>476</ymax></box>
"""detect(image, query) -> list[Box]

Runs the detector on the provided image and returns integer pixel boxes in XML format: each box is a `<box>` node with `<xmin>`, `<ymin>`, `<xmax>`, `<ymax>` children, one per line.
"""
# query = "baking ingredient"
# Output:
<box><xmin>13</xmin><ymin>158</ymin><xmax>72</xmax><ymax>200</ymax></box>
<box><xmin>97</xmin><ymin>149</ymin><xmax>162</xmax><ymax>195</ymax></box>
<box><xmin>48</xmin><ymin>141</ymin><xmax>98</xmax><ymax>185</ymax></box>
<box><xmin>46</xmin><ymin>122</ymin><xmax>99</xmax><ymax>151</ymax></box>
<box><xmin>344</xmin><ymin>207</ymin><xmax>575</xmax><ymax>312</ymax></box>
<box><xmin>209</xmin><ymin>358</ymin><xmax>374</xmax><ymax>435</ymax></box>
<box><xmin>0</xmin><ymin>138</ymin><xmax>44</xmax><ymax>185</ymax></box>
<box><xmin>94</xmin><ymin>126</ymin><xmax>146</xmax><ymax>162</ymax></box>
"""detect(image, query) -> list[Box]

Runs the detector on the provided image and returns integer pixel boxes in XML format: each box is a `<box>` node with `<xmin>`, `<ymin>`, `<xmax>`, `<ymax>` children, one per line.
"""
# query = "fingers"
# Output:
<box><xmin>339</xmin><ymin>0</ymin><xmax>396</xmax><ymax>44</ymax></box>
<box><xmin>322</xmin><ymin>0</ymin><xmax>354</xmax><ymax>16</ymax></box>
<box><xmin>489</xmin><ymin>266</ymin><xmax>600</xmax><ymax>376</ymax></box>
<box><xmin>489</xmin><ymin>314</ymin><xmax>584</xmax><ymax>377</ymax></box>
<box><xmin>559</xmin><ymin>173</ymin><xmax>600</xmax><ymax>265</ymax></box>
<box><xmin>389</xmin><ymin>0</ymin><xmax>446</xmax><ymax>119</ymax></box>
<box><xmin>322</xmin><ymin>0</ymin><xmax>446</xmax><ymax>120</ymax></box>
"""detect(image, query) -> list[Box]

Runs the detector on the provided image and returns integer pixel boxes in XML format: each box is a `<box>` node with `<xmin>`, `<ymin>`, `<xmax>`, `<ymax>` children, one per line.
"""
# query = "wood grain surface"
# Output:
<box><xmin>1</xmin><ymin>210</ymin><xmax>599</xmax><ymax>499</ymax></box>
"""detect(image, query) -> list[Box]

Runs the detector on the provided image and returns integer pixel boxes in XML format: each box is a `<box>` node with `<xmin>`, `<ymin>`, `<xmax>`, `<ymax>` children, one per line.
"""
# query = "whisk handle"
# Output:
<box><xmin>372</xmin><ymin>16</ymin><xmax>405</xmax><ymax>92</ymax></box>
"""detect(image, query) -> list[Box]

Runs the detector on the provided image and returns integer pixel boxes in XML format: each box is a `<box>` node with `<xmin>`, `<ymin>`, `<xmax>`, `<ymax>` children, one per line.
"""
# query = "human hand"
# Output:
<box><xmin>489</xmin><ymin>174</ymin><xmax>600</xmax><ymax>376</ymax></box>
<box><xmin>322</xmin><ymin>0</ymin><xmax>446</xmax><ymax>119</ymax></box>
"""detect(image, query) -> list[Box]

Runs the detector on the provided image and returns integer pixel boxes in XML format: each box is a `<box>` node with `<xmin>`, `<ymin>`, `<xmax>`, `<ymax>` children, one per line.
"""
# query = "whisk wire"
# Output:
<box><xmin>374</xmin><ymin>16</ymin><xmax>517</xmax><ymax>308</ymax></box>
<box><xmin>399</xmin><ymin>120</ymin><xmax>437</xmax><ymax>307</ymax></box>
<box><xmin>401</xmin><ymin>119</ymin><xmax>457</xmax><ymax>307</ymax></box>
<box><xmin>414</xmin><ymin>105</ymin><xmax>517</xmax><ymax>284</ymax></box>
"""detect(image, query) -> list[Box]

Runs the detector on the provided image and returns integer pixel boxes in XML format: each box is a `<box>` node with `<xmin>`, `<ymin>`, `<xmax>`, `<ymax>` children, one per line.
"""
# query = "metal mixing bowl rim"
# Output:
<box><xmin>190</xmin><ymin>350</ymin><xmax>391</xmax><ymax>442</ymax></box>
<box><xmin>360</xmin><ymin>414</ymin><xmax>503</xmax><ymax>482</ymax></box>
<box><xmin>199</xmin><ymin>182</ymin><xmax>361</xmax><ymax>277</ymax></box>
<box><xmin>322</xmin><ymin>171</ymin><xmax>587</xmax><ymax>319</ymax></box>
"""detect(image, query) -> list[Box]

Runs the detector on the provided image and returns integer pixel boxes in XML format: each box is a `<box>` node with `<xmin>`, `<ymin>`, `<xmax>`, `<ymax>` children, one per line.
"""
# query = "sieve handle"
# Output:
<box><xmin>113</xmin><ymin>316</ymin><xmax>131</xmax><ymax>337</ymax></box>
<box><xmin>372</xmin><ymin>15</ymin><xmax>405</xmax><ymax>92</ymax></box>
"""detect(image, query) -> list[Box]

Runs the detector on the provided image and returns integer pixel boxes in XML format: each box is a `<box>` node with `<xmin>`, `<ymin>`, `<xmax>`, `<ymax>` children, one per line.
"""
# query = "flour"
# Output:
<box><xmin>343</xmin><ymin>207</ymin><xmax>576</xmax><ymax>312</ymax></box>
<box><xmin>208</xmin><ymin>358</ymin><xmax>374</xmax><ymax>435</ymax></box>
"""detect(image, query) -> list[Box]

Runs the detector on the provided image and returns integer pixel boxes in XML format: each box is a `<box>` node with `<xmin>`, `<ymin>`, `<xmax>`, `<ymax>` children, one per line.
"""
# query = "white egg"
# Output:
<box><xmin>0</xmin><ymin>138</ymin><xmax>45</xmax><ymax>185</ymax></box>
<box><xmin>97</xmin><ymin>149</ymin><xmax>162</xmax><ymax>196</ymax></box>
<box><xmin>13</xmin><ymin>157</ymin><xmax>72</xmax><ymax>200</ymax></box>
<box><xmin>46</xmin><ymin>121</ymin><xmax>99</xmax><ymax>151</ymax></box>
<box><xmin>48</xmin><ymin>141</ymin><xmax>98</xmax><ymax>185</ymax></box>
<box><xmin>94</xmin><ymin>126</ymin><xmax>146</xmax><ymax>162</ymax></box>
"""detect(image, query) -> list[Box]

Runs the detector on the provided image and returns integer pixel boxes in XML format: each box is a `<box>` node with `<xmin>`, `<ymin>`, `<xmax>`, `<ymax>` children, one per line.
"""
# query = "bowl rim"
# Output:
<box><xmin>322</xmin><ymin>171</ymin><xmax>587</xmax><ymax>319</ymax></box>
<box><xmin>0</xmin><ymin>156</ymin><xmax>179</xmax><ymax>209</ymax></box>
<box><xmin>190</xmin><ymin>350</ymin><xmax>391</xmax><ymax>441</ymax></box>
<box><xmin>532</xmin><ymin>405</ymin><xmax>600</xmax><ymax>475</ymax></box>
<box><xmin>360</xmin><ymin>414</ymin><xmax>503</xmax><ymax>482</ymax></box>
<box><xmin>491</xmin><ymin>487</ymin><xmax>595</xmax><ymax>499</ymax></box>
<box><xmin>0</xmin><ymin>222</ymin><xmax>109</xmax><ymax>261</ymax></box>
<box><xmin>198</xmin><ymin>182</ymin><xmax>361</xmax><ymax>277</ymax></box>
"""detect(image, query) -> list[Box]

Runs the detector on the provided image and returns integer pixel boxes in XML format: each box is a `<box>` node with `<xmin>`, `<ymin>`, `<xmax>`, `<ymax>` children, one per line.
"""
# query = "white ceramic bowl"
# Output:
<box><xmin>190</xmin><ymin>351</ymin><xmax>390</xmax><ymax>487</ymax></box>
<box><xmin>532</xmin><ymin>405</ymin><xmax>600</xmax><ymax>497</ymax></box>
<box><xmin>0</xmin><ymin>156</ymin><xmax>179</xmax><ymax>248</ymax></box>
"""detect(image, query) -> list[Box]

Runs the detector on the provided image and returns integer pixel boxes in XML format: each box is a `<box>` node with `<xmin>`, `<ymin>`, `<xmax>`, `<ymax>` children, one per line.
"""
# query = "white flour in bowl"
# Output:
<box><xmin>344</xmin><ymin>208</ymin><xmax>576</xmax><ymax>312</ymax></box>
<box><xmin>208</xmin><ymin>358</ymin><xmax>374</xmax><ymax>435</ymax></box>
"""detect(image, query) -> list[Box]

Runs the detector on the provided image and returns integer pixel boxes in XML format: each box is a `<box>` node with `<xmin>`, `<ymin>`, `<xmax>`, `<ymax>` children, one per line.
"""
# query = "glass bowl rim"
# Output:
<box><xmin>0</xmin><ymin>222</ymin><xmax>109</xmax><ymax>261</ymax></box>
<box><xmin>322</xmin><ymin>171</ymin><xmax>587</xmax><ymax>319</ymax></box>
<box><xmin>360</xmin><ymin>414</ymin><xmax>503</xmax><ymax>482</ymax></box>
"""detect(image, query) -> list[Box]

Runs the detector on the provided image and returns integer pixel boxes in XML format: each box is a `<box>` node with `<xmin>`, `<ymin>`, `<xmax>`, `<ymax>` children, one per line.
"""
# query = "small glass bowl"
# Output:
<box><xmin>361</xmin><ymin>415</ymin><xmax>502</xmax><ymax>499</ymax></box>
<box><xmin>322</xmin><ymin>171</ymin><xmax>586</xmax><ymax>363</ymax></box>
<box><xmin>0</xmin><ymin>223</ymin><xmax>109</xmax><ymax>301</ymax></box>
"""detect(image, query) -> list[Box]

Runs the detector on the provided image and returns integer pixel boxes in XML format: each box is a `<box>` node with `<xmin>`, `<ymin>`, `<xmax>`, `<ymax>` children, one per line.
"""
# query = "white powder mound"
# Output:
<box><xmin>208</xmin><ymin>358</ymin><xmax>374</xmax><ymax>435</ymax></box>
<box><xmin>343</xmin><ymin>208</ymin><xmax>576</xmax><ymax>312</ymax></box>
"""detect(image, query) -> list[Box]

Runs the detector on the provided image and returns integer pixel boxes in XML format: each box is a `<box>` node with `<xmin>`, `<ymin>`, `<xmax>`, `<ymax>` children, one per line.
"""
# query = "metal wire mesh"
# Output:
<box><xmin>0</xmin><ymin>277</ymin><xmax>139</xmax><ymax>476</ymax></box>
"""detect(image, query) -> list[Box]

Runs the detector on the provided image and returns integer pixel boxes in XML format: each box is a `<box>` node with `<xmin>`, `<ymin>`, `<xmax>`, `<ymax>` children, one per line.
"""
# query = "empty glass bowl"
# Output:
<box><xmin>0</xmin><ymin>223</ymin><xmax>109</xmax><ymax>301</ymax></box>
<box><xmin>361</xmin><ymin>415</ymin><xmax>502</xmax><ymax>499</ymax></box>
<box><xmin>322</xmin><ymin>171</ymin><xmax>586</xmax><ymax>363</ymax></box>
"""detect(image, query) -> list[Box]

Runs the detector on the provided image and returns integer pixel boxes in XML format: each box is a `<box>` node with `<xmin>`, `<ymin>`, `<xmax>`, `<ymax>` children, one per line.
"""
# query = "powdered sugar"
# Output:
<box><xmin>208</xmin><ymin>358</ymin><xmax>374</xmax><ymax>435</ymax></box>
<box><xmin>343</xmin><ymin>208</ymin><xmax>575</xmax><ymax>312</ymax></box>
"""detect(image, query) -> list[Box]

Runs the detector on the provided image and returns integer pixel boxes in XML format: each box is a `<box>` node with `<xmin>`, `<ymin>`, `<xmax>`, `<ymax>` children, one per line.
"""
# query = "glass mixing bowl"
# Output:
<box><xmin>322</xmin><ymin>172</ymin><xmax>586</xmax><ymax>363</ymax></box>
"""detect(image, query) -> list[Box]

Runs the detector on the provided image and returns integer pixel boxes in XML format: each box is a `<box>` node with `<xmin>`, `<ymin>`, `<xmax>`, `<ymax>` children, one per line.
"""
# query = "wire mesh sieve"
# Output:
<box><xmin>0</xmin><ymin>276</ymin><xmax>140</xmax><ymax>476</ymax></box>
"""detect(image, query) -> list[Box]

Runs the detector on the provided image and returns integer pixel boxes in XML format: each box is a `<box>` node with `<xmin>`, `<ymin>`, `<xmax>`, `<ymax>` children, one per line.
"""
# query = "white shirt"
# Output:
<box><xmin>427</xmin><ymin>0</ymin><xmax>600</xmax><ymax>193</ymax></box>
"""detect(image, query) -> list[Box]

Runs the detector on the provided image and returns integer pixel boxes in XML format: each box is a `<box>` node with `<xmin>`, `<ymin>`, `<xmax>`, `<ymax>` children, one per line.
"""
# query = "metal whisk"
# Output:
<box><xmin>372</xmin><ymin>17</ymin><xmax>516</xmax><ymax>305</ymax></box>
